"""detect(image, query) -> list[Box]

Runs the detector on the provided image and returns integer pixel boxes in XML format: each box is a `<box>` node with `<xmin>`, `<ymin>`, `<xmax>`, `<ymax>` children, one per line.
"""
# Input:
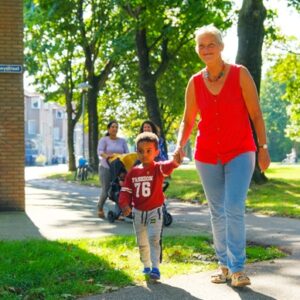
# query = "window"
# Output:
<box><xmin>28</xmin><ymin>120</ymin><xmax>36</xmax><ymax>135</ymax></box>
<box><xmin>31</xmin><ymin>97</ymin><xmax>40</xmax><ymax>109</ymax></box>
<box><xmin>53</xmin><ymin>127</ymin><xmax>60</xmax><ymax>140</ymax></box>
<box><xmin>56</xmin><ymin>110</ymin><xmax>63</xmax><ymax>119</ymax></box>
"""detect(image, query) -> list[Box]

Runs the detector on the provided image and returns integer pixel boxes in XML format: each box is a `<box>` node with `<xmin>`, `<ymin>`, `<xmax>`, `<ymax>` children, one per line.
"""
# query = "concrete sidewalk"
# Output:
<box><xmin>1</xmin><ymin>178</ymin><xmax>300</xmax><ymax>299</ymax></box>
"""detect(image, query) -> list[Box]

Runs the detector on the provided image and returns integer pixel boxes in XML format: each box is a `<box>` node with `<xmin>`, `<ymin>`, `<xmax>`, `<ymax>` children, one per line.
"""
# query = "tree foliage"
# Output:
<box><xmin>116</xmin><ymin>0</ymin><xmax>232</xmax><ymax>153</ymax></box>
<box><xmin>287</xmin><ymin>0</ymin><xmax>300</xmax><ymax>11</ymax></box>
<box><xmin>260</xmin><ymin>75</ymin><xmax>293</xmax><ymax>161</ymax></box>
<box><xmin>25</xmin><ymin>1</ymin><xmax>252</xmax><ymax>167</ymax></box>
<box><xmin>25</xmin><ymin>0</ymin><xmax>84</xmax><ymax>170</ymax></box>
<box><xmin>272</xmin><ymin>53</ymin><xmax>300</xmax><ymax>142</ymax></box>
<box><xmin>25</xmin><ymin>0</ymin><xmax>128</xmax><ymax>170</ymax></box>
<box><xmin>261</xmin><ymin>1</ymin><xmax>300</xmax><ymax>156</ymax></box>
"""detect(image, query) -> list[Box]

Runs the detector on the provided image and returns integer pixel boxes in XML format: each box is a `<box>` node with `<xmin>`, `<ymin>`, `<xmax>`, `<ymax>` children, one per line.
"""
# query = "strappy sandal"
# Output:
<box><xmin>211</xmin><ymin>266</ymin><xmax>230</xmax><ymax>283</ymax></box>
<box><xmin>231</xmin><ymin>271</ymin><xmax>251</xmax><ymax>287</ymax></box>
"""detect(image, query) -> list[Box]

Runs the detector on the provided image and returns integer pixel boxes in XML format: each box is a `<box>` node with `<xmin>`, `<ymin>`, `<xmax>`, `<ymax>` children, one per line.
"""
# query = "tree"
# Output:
<box><xmin>236</xmin><ymin>0</ymin><xmax>267</xmax><ymax>183</ymax></box>
<box><xmin>25</xmin><ymin>0</ymin><xmax>84</xmax><ymax>171</ymax></box>
<box><xmin>76</xmin><ymin>0</ymin><xmax>120</xmax><ymax>170</ymax></box>
<box><xmin>272</xmin><ymin>53</ymin><xmax>300</xmax><ymax>142</ymax></box>
<box><xmin>287</xmin><ymin>0</ymin><xmax>300</xmax><ymax>10</ymax></box>
<box><xmin>25</xmin><ymin>0</ymin><xmax>128</xmax><ymax>171</ymax></box>
<box><xmin>236</xmin><ymin>0</ymin><xmax>266</xmax><ymax>91</ymax></box>
<box><xmin>24</xmin><ymin>0</ymin><xmax>234</xmax><ymax>168</ymax></box>
<box><xmin>260</xmin><ymin>75</ymin><xmax>293</xmax><ymax>161</ymax></box>
<box><xmin>119</xmin><ymin>0</ymin><xmax>232</xmax><ymax>153</ymax></box>
<box><xmin>263</xmin><ymin>0</ymin><xmax>300</xmax><ymax>158</ymax></box>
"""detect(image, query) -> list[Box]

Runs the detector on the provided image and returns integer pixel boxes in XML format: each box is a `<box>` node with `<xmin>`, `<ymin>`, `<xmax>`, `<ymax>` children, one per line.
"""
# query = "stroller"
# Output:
<box><xmin>106</xmin><ymin>153</ymin><xmax>173</xmax><ymax>227</ymax></box>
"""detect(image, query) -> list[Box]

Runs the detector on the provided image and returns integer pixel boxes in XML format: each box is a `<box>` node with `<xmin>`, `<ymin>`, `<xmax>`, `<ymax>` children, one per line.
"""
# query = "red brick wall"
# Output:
<box><xmin>0</xmin><ymin>0</ymin><xmax>25</xmax><ymax>211</ymax></box>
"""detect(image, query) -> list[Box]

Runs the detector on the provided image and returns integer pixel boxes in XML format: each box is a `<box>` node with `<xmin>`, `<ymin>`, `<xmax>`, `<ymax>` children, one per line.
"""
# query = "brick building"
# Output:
<box><xmin>0</xmin><ymin>1</ymin><xmax>24</xmax><ymax>210</ymax></box>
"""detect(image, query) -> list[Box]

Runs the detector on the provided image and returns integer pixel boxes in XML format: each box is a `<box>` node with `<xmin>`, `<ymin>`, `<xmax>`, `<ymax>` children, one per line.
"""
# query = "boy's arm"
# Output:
<box><xmin>119</xmin><ymin>189</ymin><xmax>132</xmax><ymax>216</ymax></box>
<box><xmin>159</xmin><ymin>157</ymin><xmax>181</xmax><ymax>177</ymax></box>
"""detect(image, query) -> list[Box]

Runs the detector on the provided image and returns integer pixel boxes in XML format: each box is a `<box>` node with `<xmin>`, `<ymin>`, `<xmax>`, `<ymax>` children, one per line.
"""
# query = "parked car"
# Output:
<box><xmin>168</xmin><ymin>152</ymin><xmax>191</xmax><ymax>164</ymax></box>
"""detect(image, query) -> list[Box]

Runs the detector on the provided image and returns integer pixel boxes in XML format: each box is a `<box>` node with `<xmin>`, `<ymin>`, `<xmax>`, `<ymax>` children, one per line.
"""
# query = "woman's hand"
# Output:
<box><xmin>172</xmin><ymin>151</ymin><xmax>182</xmax><ymax>166</ymax></box>
<box><xmin>173</xmin><ymin>146</ymin><xmax>185</xmax><ymax>163</ymax></box>
<box><xmin>258</xmin><ymin>149</ymin><xmax>271</xmax><ymax>172</ymax></box>
<box><xmin>102</xmin><ymin>152</ymin><xmax>114</xmax><ymax>159</ymax></box>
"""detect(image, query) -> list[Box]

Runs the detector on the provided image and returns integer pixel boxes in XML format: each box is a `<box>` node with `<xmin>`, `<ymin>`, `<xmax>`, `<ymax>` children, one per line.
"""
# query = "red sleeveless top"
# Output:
<box><xmin>193</xmin><ymin>64</ymin><xmax>256</xmax><ymax>164</ymax></box>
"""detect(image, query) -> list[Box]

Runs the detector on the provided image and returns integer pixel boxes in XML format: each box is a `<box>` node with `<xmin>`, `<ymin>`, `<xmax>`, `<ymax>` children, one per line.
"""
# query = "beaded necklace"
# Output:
<box><xmin>204</xmin><ymin>62</ymin><xmax>226</xmax><ymax>83</ymax></box>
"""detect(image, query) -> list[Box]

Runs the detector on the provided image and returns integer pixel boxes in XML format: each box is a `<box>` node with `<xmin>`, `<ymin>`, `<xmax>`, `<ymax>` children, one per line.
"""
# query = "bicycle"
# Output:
<box><xmin>74</xmin><ymin>157</ymin><xmax>91</xmax><ymax>181</ymax></box>
<box><xmin>74</xmin><ymin>165</ymin><xmax>89</xmax><ymax>181</ymax></box>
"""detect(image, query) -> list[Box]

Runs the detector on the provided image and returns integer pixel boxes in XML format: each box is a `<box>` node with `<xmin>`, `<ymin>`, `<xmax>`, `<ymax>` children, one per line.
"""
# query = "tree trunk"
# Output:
<box><xmin>87</xmin><ymin>86</ymin><xmax>99</xmax><ymax>171</ymax></box>
<box><xmin>86</xmin><ymin>61</ymin><xmax>114</xmax><ymax>172</ymax></box>
<box><xmin>67</xmin><ymin>117</ymin><xmax>76</xmax><ymax>171</ymax></box>
<box><xmin>135</xmin><ymin>28</ymin><xmax>168</xmax><ymax>152</ymax></box>
<box><xmin>236</xmin><ymin>0</ymin><xmax>268</xmax><ymax>184</ymax></box>
<box><xmin>65</xmin><ymin>86</ymin><xmax>81</xmax><ymax>171</ymax></box>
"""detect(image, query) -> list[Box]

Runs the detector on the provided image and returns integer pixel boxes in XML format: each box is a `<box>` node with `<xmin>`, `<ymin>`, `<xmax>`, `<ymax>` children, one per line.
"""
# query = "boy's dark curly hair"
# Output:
<box><xmin>135</xmin><ymin>132</ymin><xmax>159</xmax><ymax>149</ymax></box>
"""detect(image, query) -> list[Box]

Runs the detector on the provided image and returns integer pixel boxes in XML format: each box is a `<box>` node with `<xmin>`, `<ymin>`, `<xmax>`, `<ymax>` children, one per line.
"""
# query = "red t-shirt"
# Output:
<box><xmin>193</xmin><ymin>64</ymin><xmax>256</xmax><ymax>164</ymax></box>
<box><xmin>119</xmin><ymin>160</ymin><xmax>177</xmax><ymax>211</ymax></box>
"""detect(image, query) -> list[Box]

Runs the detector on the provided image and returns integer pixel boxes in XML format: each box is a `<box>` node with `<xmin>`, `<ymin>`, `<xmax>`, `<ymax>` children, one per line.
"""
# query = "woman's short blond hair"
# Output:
<box><xmin>194</xmin><ymin>24</ymin><xmax>223</xmax><ymax>50</ymax></box>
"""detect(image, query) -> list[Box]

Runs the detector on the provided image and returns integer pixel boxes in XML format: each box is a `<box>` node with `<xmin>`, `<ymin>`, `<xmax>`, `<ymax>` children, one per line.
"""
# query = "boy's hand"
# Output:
<box><xmin>122</xmin><ymin>205</ymin><xmax>132</xmax><ymax>217</ymax></box>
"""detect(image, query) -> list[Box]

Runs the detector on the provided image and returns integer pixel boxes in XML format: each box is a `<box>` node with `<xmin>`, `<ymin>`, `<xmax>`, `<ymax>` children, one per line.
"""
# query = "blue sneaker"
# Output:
<box><xmin>150</xmin><ymin>267</ymin><xmax>160</xmax><ymax>280</ymax></box>
<box><xmin>143</xmin><ymin>267</ymin><xmax>151</xmax><ymax>275</ymax></box>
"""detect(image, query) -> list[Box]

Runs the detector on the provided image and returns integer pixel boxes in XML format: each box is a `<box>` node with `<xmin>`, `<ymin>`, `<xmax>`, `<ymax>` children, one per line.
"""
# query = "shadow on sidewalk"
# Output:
<box><xmin>231</xmin><ymin>285</ymin><xmax>276</xmax><ymax>300</ymax></box>
<box><xmin>79</xmin><ymin>281</ymin><xmax>202</xmax><ymax>300</ymax></box>
<box><xmin>0</xmin><ymin>211</ymin><xmax>44</xmax><ymax>240</ymax></box>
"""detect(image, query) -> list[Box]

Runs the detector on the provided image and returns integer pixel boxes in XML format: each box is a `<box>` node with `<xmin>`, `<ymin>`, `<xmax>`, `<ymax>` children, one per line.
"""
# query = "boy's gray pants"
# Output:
<box><xmin>132</xmin><ymin>206</ymin><xmax>163</xmax><ymax>269</ymax></box>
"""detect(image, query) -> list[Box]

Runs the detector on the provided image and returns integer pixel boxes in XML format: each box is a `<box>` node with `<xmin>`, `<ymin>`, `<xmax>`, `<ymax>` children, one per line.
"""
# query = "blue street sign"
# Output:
<box><xmin>0</xmin><ymin>64</ymin><xmax>23</xmax><ymax>73</ymax></box>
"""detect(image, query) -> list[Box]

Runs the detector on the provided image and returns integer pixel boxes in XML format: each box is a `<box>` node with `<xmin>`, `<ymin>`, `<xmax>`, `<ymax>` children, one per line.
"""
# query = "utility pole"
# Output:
<box><xmin>77</xmin><ymin>82</ymin><xmax>91</xmax><ymax>158</ymax></box>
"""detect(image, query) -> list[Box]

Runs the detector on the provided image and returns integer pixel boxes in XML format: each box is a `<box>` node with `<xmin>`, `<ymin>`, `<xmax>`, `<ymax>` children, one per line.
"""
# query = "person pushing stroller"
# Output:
<box><xmin>119</xmin><ymin>132</ymin><xmax>181</xmax><ymax>281</ymax></box>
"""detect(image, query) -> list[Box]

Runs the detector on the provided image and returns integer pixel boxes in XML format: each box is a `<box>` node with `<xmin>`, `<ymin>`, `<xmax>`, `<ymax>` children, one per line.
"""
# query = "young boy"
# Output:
<box><xmin>119</xmin><ymin>132</ymin><xmax>181</xmax><ymax>280</ymax></box>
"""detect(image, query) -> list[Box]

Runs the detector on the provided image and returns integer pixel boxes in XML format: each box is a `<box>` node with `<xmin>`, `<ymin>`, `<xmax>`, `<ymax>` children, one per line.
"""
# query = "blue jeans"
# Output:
<box><xmin>195</xmin><ymin>152</ymin><xmax>255</xmax><ymax>273</ymax></box>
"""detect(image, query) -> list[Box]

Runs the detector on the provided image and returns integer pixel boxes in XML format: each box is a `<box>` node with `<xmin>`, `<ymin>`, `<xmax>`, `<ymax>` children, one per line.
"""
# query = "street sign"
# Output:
<box><xmin>0</xmin><ymin>64</ymin><xmax>23</xmax><ymax>73</ymax></box>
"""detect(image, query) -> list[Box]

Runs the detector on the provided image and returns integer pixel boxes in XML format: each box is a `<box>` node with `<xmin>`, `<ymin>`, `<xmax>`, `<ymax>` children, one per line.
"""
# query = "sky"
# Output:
<box><xmin>222</xmin><ymin>0</ymin><xmax>300</xmax><ymax>63</ymax></box>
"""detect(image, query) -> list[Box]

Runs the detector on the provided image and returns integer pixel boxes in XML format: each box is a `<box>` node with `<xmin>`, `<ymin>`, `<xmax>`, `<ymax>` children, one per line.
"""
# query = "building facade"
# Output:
<box><xmin>24</xmin><ymin>92</ymin><xmax>68</xmax><ymax>166</ymax></box>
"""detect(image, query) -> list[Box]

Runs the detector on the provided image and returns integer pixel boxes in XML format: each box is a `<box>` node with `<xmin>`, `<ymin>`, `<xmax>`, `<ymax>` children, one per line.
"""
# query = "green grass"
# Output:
<box><xmin>50</xmin><ymin>171</ymin><xmax>100</xmax><ymax>187</ymax></box>
<box><xmin>167</xmin><ymin>163</ymin><xmax>300</xmax><ymax>218</ymax></box>
<box><xmin>247</xmin><ymin>164</ymin><xmax>300</xmax><ymax>217</ymax></box>
<box><xmin>50</xmin><ymin>163</ymin><xmax>300</xmax><ymax>218</ymax></box>
<box><xmin>0</xmin><ymin>236</ymin><xmax>285</xmax><ymax>299</ymax></box>
<box><xmin>166</xmin><ymin>168</ymin><xmax>206</xmax><ymax>202</ymax></box>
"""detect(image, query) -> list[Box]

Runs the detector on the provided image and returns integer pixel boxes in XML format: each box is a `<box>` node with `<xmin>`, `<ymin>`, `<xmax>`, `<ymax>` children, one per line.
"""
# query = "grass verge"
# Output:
<box><xmin>0</xmin><ymin>236</ymin><xmax>285</xmax><ymax>299</ymax></box>
<box><xmin>168</xmin><ymin>163</ymin><xmax>300</xmax><ymax>218</ymax></box>
<box><xmin>49</xmin><ymin>163</ymin><xmax>300</xmax><ymax>218</ymax></box>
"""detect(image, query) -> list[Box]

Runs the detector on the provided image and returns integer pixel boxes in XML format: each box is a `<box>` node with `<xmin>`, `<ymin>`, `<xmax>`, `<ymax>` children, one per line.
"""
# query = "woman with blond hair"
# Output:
<box><xmin>175</xmin><ymin>24</ymin><xmax>270</xmax><ymax>287</ymax></box>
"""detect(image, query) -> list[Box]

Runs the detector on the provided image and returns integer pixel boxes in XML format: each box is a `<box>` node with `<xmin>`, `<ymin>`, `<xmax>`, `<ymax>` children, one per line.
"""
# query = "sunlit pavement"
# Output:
<box><xmin>24</xmin><ymin>163</ymin><xmax>195</xmax><ymax>181</ymax></box>
<box><xmin>25</xmin><ymin>164</ymin><xmax>69</xmax><ymax>180</ymax></box>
